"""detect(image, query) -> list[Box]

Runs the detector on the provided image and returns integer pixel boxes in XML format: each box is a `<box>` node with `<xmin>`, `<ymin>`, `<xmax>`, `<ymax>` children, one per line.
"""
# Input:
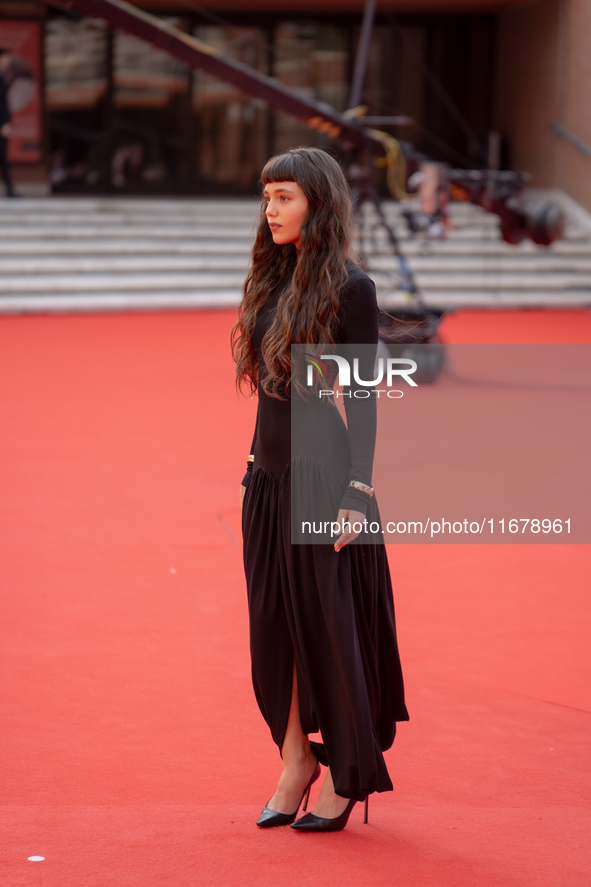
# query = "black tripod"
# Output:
<box><xmin>347</xmin><ymin>0</ymin><xmax>422</xmax><ymax>304</ymax></box>
<box><xmin>350</xmin><ymin>145</ymin><xmax>422</xmax><ymax>304</ymax></box>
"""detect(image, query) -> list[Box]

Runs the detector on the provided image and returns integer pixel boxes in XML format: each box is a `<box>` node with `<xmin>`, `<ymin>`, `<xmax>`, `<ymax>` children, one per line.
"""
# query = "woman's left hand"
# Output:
<box><xmin>333</xmin><ymin>508</ymin><xmax>367</xmax><ymax>552</ymax></box>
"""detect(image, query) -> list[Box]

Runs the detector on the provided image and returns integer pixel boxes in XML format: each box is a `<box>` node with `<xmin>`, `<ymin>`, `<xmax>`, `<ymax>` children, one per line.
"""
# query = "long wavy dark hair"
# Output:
<box><xmin>231</xmin><ymin>147</ymin><xmax>360</xmax><ymax>400</ymax></box>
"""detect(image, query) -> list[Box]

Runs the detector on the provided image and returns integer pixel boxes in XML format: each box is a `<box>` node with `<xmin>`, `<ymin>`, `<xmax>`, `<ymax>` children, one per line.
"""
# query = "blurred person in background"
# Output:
<box><xmin>0</xmin><ymin>47</ymin><xmax>16</xmax><ymax>198</ymax></box>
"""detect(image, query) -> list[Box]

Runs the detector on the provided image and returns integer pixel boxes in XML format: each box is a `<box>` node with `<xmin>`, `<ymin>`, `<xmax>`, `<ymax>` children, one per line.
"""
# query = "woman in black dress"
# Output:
<box><xmin>232</xmin><ymin>147</ymin><xmax>408</xmax><ymax>833</ymax></box>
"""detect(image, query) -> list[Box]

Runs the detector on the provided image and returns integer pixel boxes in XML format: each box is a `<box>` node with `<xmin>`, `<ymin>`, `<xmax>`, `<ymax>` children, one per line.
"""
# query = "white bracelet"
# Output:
<box><xmin>349</xmin><ymin>480</ymin><xmax>374</xmax><ymax>497</ymax></box>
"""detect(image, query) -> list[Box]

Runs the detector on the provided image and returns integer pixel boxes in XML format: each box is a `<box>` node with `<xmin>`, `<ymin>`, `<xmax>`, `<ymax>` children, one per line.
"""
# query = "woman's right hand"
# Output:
<box><xmin>239</xmin><ymin>484</ymin><xmax>246</xmax><ymax>510</ymax></box>
<box><xmin>333</xmin><ymin>507</ymin><xmax>366</xmax><ymax>552</ymax></box>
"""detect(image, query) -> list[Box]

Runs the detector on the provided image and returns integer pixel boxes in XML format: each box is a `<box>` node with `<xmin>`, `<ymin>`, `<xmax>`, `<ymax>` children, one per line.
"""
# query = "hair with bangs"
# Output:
<box><xmin>231</xmin><ymin>146</ymin><xmax>358</xmax><ymax>400</ymax></box>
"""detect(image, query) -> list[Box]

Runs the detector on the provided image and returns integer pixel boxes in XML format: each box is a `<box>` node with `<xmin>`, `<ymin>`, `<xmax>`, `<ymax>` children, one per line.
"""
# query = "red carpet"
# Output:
<box><xmin>1</xmin><ymin>309</ymin><xmax>589</xmax><ymax>886</ymax></box>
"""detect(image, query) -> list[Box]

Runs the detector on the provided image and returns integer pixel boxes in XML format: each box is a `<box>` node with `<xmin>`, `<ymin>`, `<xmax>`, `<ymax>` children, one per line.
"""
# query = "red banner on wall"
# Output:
<box><xmin>0</xmin><ymin>20</ymin><xmax>43</xmax><ymax>163</ymax></box>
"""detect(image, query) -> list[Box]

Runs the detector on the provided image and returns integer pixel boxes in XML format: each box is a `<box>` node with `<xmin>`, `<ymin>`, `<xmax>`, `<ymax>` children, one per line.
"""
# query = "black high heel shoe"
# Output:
<box><xmin>290</xmin><ymin>795</ymin><xmax>368</xmax><ymax>832</ymax></box>
<box><xmin>256</xmin><ymin>757</ymin><xmax>321</xmax><ymax>828</ymax></box>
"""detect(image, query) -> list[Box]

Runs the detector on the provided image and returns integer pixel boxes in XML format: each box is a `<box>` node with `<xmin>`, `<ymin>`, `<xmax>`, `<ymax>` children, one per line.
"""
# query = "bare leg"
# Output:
<box><xmin>311</xmin><ymin>766</ymin><xmax>352</xmax><ymax>819</ymax></box>
<box><xmin>266</xmin><ymin>659</ymin><xmax>318</xmax><ymax>814</ymax></box>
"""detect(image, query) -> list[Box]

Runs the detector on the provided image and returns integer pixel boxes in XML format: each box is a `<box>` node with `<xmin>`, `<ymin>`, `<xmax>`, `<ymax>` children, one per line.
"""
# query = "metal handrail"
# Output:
<box><xmin>551</xmin><ymin>122</ymin><xmax>591</xmax><ymax>159</ymax></box>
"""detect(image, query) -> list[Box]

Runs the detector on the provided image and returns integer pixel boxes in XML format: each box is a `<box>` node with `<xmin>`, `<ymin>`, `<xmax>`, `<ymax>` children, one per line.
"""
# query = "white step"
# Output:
<box><xmin>0</xmin><ymin>292</ymin><xmax>242</xmax><ymax>313</ymax></box>
<box><xmin>0</xmin><ymin>224</ymin><xmax>254</xmax><ymax>239</ymax></box>
<box><xmin>3</xmin><ymin>289</ymin><xmax>590</xmax><ymax>315</ymax></box>
<box><xmin>2</xmin><ymin>270</ymin><xmax>590</xmax><ymax>295</ymax></box>
<box><xmin>1</xmin><ymin>254</ymin><xmax>590</xmax><ymax>274</ymax></box>
<box><xmin>0</xmin><ymin>256</ymin><xmax>249</xmax><ymax>273</ymax></box>
<box><xmin>0</xmin><ymin>272</ymin><xmax>246</xmax><ymax>293</ymax></box>
<box><xmin>0</xmin><ymin>197</ymin><xmax>260</xmax><ymax>214</ymax></box>
<box><xmin>0</xmin><ymin>240</ymin><xmax>251</xmax><ymax>255</ymax></box>
<box><xmin>372</xmin><ymin>272</ymin><xmax>591</xmax><ymax>290</ymax></box>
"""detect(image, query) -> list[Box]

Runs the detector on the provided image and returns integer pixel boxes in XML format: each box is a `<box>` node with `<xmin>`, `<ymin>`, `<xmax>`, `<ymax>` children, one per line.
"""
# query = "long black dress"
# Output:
<box><xmin>240</xmin><ymin>263</ymin><xmax>409</xmax><ymax>802</ymax></box>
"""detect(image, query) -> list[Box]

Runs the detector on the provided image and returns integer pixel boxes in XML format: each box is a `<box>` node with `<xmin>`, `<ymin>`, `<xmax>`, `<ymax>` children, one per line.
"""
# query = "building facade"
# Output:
<box><xmin>0</xmin><ymin>0</ymin><xmax>589</xmax><ymax>209</ymax></box>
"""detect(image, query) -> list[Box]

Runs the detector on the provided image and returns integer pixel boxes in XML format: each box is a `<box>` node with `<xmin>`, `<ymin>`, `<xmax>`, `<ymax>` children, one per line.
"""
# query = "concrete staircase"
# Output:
<box><xmin>1</xmin><ymin>193</ymin><xmax>590</xmax><ymax>313</ymax></box>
